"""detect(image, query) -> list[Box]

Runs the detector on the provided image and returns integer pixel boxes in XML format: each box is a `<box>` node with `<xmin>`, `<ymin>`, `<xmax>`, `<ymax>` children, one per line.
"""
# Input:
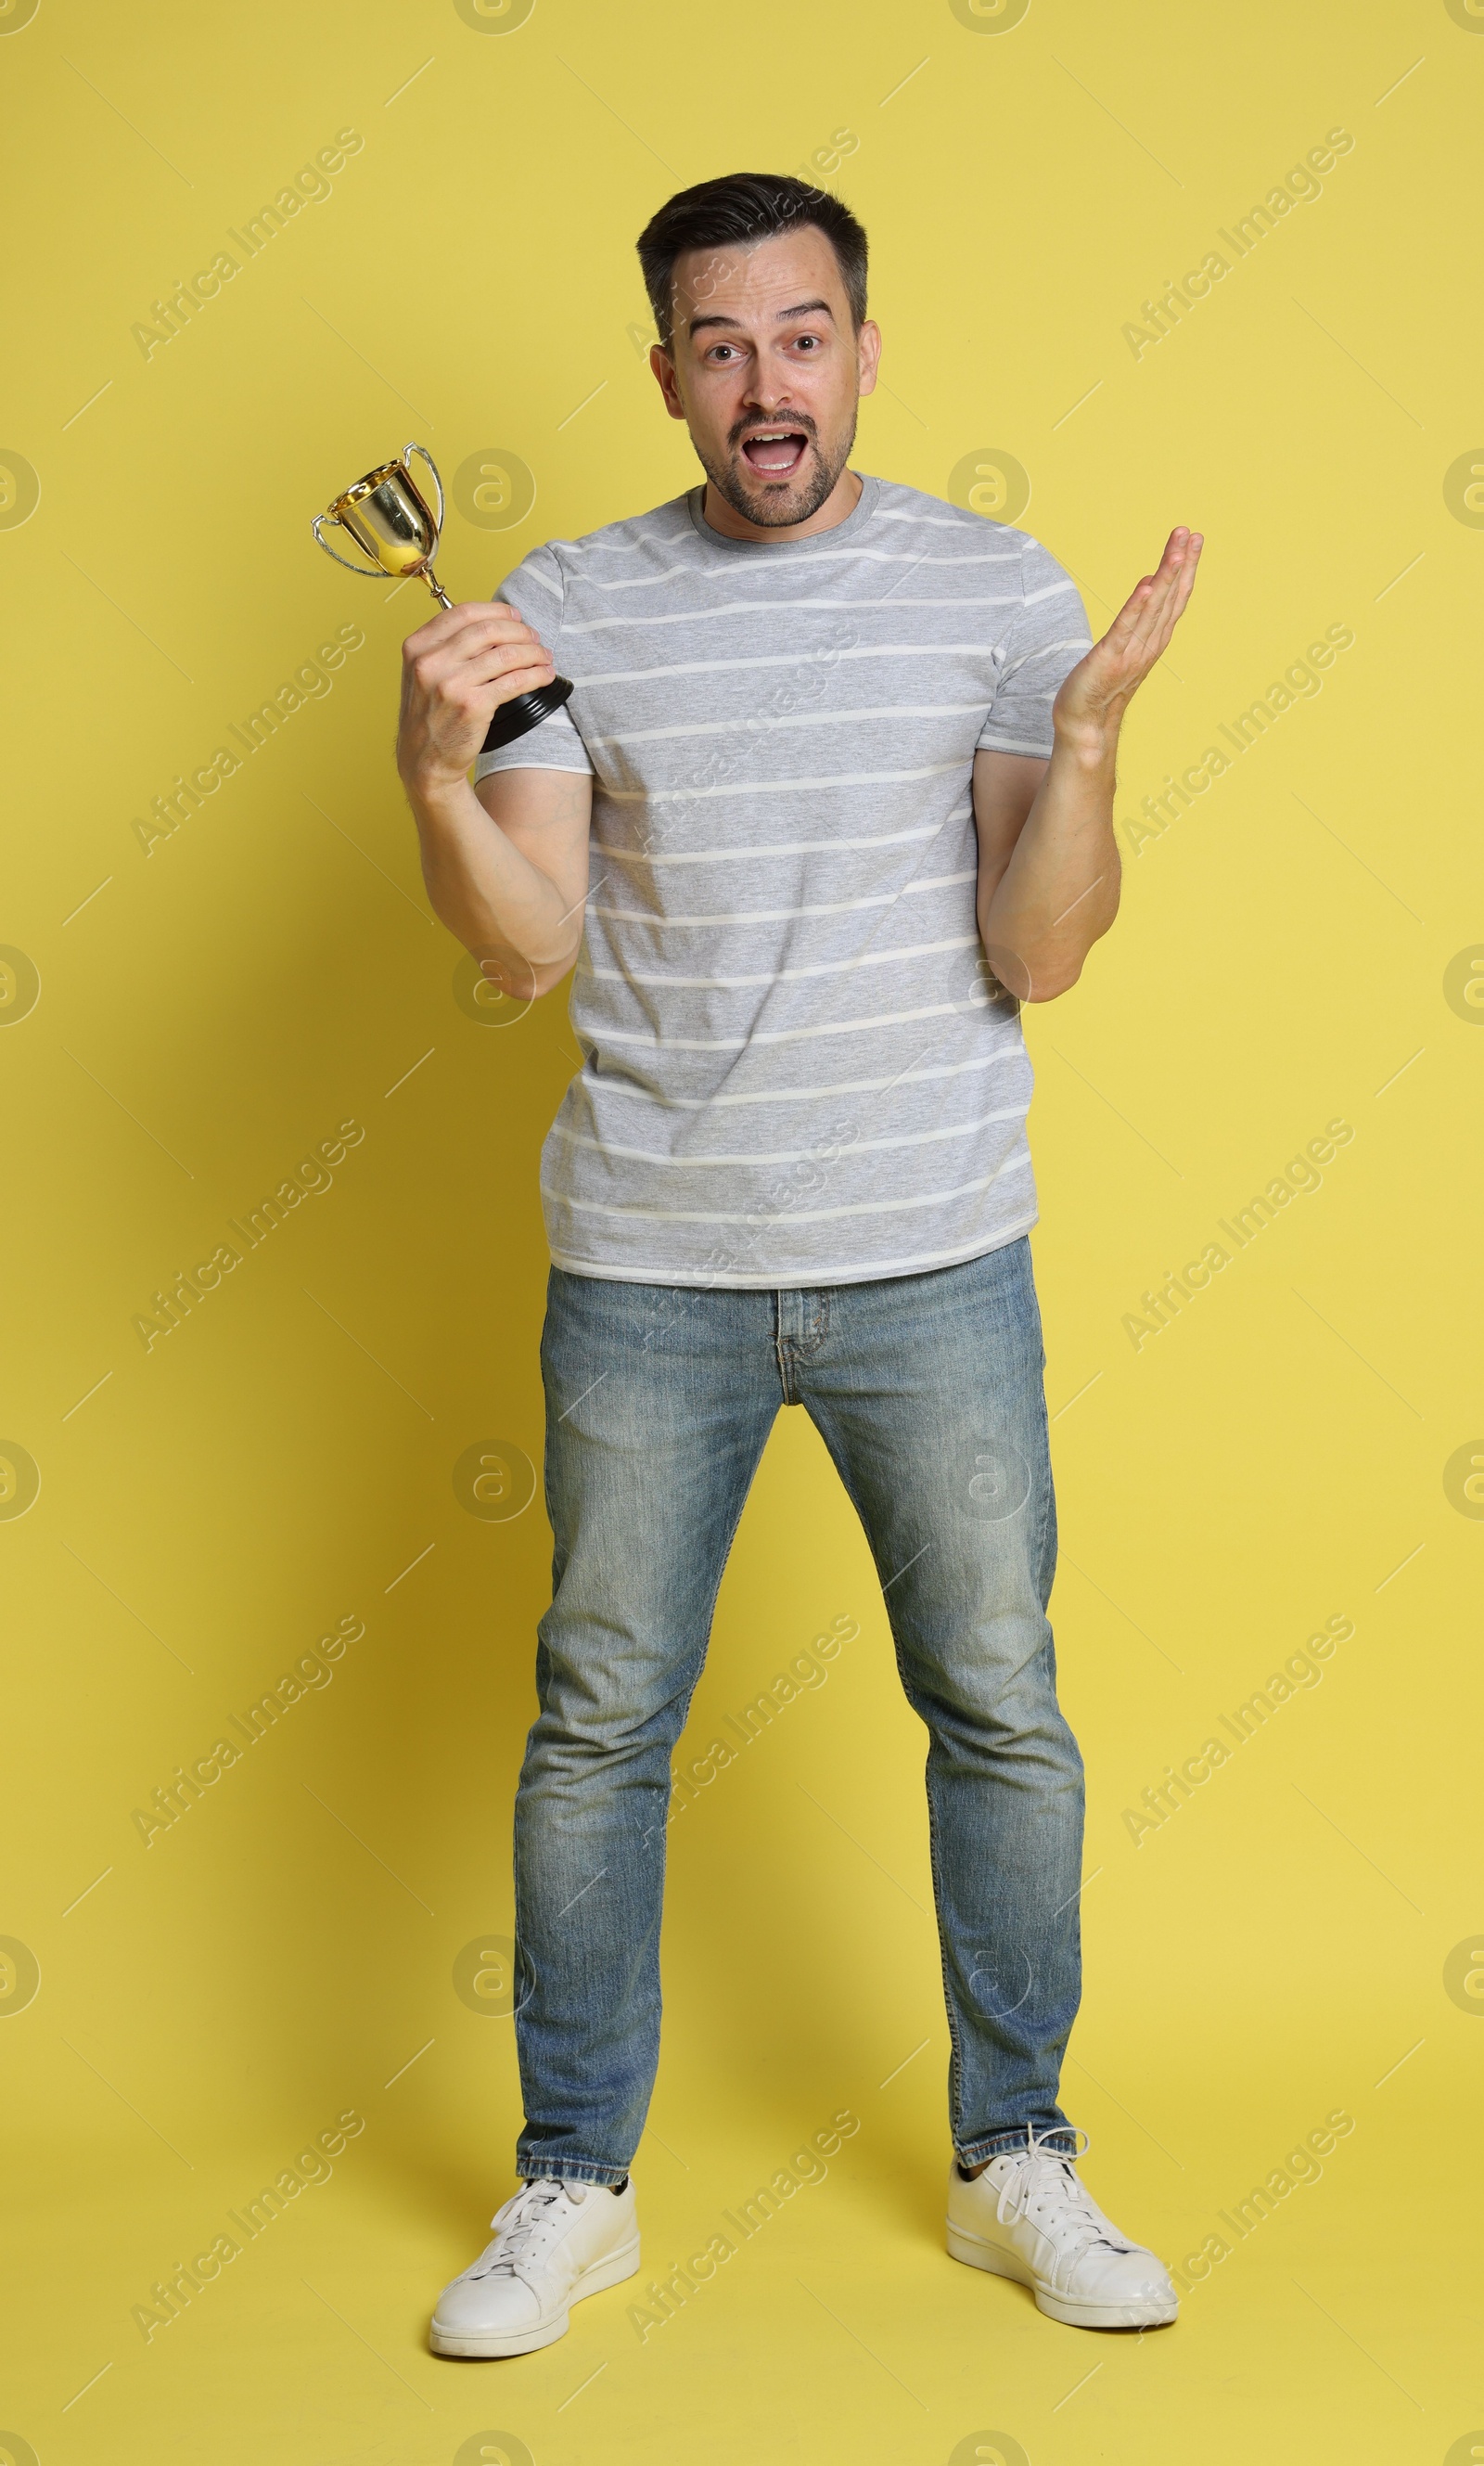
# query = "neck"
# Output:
<box><xmin>700</xmin><ymin>466</ymin><xmax>863</xmax><ymax>545</ymax></box>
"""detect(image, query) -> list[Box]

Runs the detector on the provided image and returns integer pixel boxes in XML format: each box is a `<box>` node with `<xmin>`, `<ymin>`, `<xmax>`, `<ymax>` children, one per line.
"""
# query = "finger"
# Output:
<box><xmin>432</xmin><ymin>629</ymin><xmax>549</xmax><ymax>677</ymax></box>
<box><xmin>441</xmin><ymin>599</ymin><xmax>532</xmax><ymax>632</ymax></box>
<box><xmin>1095</xmin><ymin>529</ymin><xmax>1198</xmax><ymax>674</ymax></box>
<box><xmin>1125</xmin><ymin>582</ymin><xmax>1198</xmax><ymax>686</ymax></box>
<box><xmin>1103</xmin><ymin>573</ymin><xmax>1163</xmax><ymax>664</ymax></box>
<box><xmin>411</xmin><ymin>624</ymin><xmax>549</xmax><ymax>685</ymax></box>
<box><xmin>403</xmin><ymin>596</ymin><xmax>511</xmax><ymax>636</ymax></box>
<box><xmin>430</xmin><ymin>664</ymin><xmax>557</xmax><ymax>738</ymax></box>
<box><xmin>444</xmin><ymin>598</ymin><xmax>521</xmax><ymax>624</ymax></box>
<box><xmin>1122</xmin><ymin>534</ymin><xmax>1196</xmax><ymax>661</ymax></box>
<box><xmin>448</xmin><ymin>662</ymin><xmax>556</xmax><ymax>708</ymax></box>
<box><xmin>1099</xmin><ymin>533</ymin><xmax>1202</xmax><ymax>690</ymax></box>
<box><xmin>1100</xmin><ymin>577</ymin><xmax>1152</xmax><ymax>649</ymax></box>
<box><xmin>1136</xmin><ymin>534</ymin><xmax>1203</xmax><ymax>658</ymax></box>
<box><xmin>1135</xmin><ymin>531</ymin><xmax>1192</xmax><ymax>617</ymax></box>
<box><xmin>480</xmin><ymin>661</ymin><xmax>560</xmax><ymax>707</ymax></box>
<box><xmin>441</xmin><ymin>649</ymin><xmax>558</xmax><ymax>707</ymax></box>
<box><xmin>1099</xmin><ymin>571</ymin><xmax>1178</xmax><ymax>684</ymax></box>
<box><xmin>402</xmin><ymin>599</ymin><xmax>532</xmax><ymax>656</ymax></box>
<box><xmin>1110</xmin><ymin>535</ymin><xmax>1186</xmax><ymax>641</ymax></box>
<box><xmin>1125</xmin><ymin>575</ymin><xmax>1178</xmax><ymax>664</ymax></box>
<box><xmin>1152</xmin><ymin>556</ymin><xmax>1199</xmax><ymax>649</ymax></box>
<box><xmin>427</xmin><ymin>608</ymin><xmax>545</xmax><ymax>656</ymax></box>
<box><xmin>463</xmin><ymin>645</ymin><xmax>558</xmax><ymax>689</ymax></box>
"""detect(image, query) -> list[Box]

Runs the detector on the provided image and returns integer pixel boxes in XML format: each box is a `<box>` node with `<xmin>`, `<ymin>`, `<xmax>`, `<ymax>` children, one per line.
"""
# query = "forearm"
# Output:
<box><xmin>979</xmin><ymin>723</ymin><xmax>1121</xmax><ymax>1002</ymax></box>
<box><xmin>407</xmin><ymin>772</ymin><xmax>585</xmax><ymax>992</ymax></box>
<box><xmin>394</xmin><ymin>592</ymin><xmax>590</xmax><ymax>994</ymax></box>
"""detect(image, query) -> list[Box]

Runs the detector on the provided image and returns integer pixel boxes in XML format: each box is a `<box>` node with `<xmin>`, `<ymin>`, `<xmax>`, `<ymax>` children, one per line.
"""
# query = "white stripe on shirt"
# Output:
<box><xmin>547</xmin><ymin>1101</ymin><xmax>1030</xmax><ymax>1168</ymax></box>
<box><xmin>547</xmin><ymin>1150</ymin><xmax>1031</xmax><ymax>1227</ymax></box>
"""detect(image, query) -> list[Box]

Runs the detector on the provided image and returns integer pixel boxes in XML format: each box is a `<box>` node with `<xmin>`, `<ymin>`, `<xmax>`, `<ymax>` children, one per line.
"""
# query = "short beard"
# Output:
<box><xmin>698</xmin><ymin>405</ymin><xmax>859</xmax><ymax>531</ymax></box>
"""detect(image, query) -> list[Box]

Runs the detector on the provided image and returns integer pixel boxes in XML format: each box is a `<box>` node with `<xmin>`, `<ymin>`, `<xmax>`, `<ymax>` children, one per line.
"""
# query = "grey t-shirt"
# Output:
<box><xmin>476</xmin><ymin>473</ymin><xmax>1092</xmax><ymax>1289</ymax></box>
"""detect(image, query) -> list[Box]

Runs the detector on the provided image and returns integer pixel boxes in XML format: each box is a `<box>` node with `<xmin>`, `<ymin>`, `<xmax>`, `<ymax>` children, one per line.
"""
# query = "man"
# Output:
<box><xmin>400</xmin><ymin>173</ymin><xmax>1202</xmax><ymax>2359</ymax></box>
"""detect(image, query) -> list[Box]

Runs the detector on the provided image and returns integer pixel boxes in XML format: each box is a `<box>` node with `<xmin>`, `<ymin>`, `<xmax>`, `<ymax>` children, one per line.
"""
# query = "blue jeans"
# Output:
<box><xmin>512</xmin><ymin>1236</ymin><xmax>1085</xmax><ymax>2185</ymax></box>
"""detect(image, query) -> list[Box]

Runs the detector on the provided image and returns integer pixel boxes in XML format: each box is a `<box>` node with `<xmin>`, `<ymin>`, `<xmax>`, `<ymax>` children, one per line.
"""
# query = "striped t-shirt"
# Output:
<box><xmin>475</xmin><ymin>473</ymin><xmax>1092</xmax><ymax>1289</ymax></box>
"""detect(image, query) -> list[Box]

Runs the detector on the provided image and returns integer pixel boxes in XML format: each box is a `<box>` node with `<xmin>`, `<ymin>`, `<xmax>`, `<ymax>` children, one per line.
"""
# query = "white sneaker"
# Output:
<box><xmin>946</xmin><ymin>2126</ymin><xmax>1178</xmax><ymax>2331</ymax></box>
<box><xmin>429</xmin><ymin>2176</ymin><xmax>640</xmax><ymax>2357</ymax></box>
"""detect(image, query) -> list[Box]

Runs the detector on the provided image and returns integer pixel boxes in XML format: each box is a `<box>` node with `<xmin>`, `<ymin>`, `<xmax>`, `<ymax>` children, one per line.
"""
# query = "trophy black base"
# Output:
<box><xmin>480</xmin><ymin>676</ymin><xmax>575</xmax><ymax>753</ymax></box>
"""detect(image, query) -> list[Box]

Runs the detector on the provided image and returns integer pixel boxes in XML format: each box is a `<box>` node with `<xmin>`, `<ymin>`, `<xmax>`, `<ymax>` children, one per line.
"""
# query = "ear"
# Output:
<box><xmin>856</xmin><ymin>318</ymin><xmax>882</xmax><ymax>400</ymax></box>
<box><xmin>649</xmin><ymin>343</ymin><xmax>687</xmax><ymax>422</ymax></box>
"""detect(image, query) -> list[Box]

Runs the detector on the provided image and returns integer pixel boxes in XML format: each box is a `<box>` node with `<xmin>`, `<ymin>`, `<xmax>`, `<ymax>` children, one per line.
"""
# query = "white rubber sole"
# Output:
<box><xmin>946</xmin><ymin>2220</ymin><xmax>1178</xmax><ymax>2331</ymax></box>
<box><xmin>429</xmin><ymin>2234</ymin><xmax>641</xmax><ymax>2358</ymax></box>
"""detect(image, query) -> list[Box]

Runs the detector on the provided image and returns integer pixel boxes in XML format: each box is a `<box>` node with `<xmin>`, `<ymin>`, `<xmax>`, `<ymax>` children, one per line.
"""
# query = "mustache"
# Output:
<box><xmin>728</xmin><ymin>411</ymin><xmax>819</xmax><ymax>451</ymax></box>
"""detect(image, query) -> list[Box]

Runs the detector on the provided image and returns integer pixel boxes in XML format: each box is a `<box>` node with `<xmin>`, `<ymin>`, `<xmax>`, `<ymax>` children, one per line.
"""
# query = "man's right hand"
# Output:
<box><xmin>396</xmin><ymin>600</ymin><xmax>557</xmax><ymax>792</ymax></box>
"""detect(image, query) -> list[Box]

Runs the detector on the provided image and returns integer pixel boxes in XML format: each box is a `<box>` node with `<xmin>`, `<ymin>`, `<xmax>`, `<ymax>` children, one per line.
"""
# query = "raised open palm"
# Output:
<box><xmin>1053</xmin><ymin>527</ymin><xmax>1203</xmax><ymax>739</ymax></box>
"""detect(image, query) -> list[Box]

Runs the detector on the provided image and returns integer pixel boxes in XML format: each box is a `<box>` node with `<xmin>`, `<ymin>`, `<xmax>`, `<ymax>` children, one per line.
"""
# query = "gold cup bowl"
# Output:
<box><xmin>312</xmin><ymin>441</ymin><xmax>573</xmax><ymax>747</ymax></box>
<box><xmin>313</xmin><ymin>443</ymin><xmax>454</xmax><ymax>605</ymax></box>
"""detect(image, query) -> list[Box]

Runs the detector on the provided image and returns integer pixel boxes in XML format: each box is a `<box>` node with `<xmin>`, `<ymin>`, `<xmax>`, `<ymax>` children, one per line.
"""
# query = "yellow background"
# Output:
<box><xmin>2</xmin><ymin>1</ymin><xmax>1480</xmax><ymax>2460</ymax></box>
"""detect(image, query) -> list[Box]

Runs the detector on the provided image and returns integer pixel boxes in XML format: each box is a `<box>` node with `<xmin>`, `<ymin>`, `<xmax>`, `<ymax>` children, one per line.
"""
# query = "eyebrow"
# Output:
<box><xmin>685</xmin><ymin>298</ymin><xmax>836</xmax><ymax>336</ymax></box>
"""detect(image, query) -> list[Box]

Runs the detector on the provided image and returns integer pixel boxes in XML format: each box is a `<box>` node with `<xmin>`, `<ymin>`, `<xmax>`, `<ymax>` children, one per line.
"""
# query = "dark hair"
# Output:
<box><xmin>636</xmin><ymin>173</ymin><xmax>868</xmax><ymax>351</ymax></box>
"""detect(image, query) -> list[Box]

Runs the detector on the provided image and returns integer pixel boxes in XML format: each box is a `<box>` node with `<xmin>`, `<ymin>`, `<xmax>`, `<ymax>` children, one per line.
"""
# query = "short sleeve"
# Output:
<box><xmin>472</xmin><ymin>542</ymin><xmax>595</xmax><ymax>782</ymax></box>
<box><xmin>976</xmin><ymin>534</ymin><xmax>1094</xmax><ymax>759</ymax></box>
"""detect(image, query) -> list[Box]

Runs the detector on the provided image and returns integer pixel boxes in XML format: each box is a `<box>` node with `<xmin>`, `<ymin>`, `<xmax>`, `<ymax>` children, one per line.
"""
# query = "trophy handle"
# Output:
<box><xmin>311</xmin><ymin>513</ymin><xmax>390</xmax><ymax>580</ymax></box>
<box><xmin>403</xmin><ymin>442</ymin><xmax>445</xmax><ymax>535</ymax></box>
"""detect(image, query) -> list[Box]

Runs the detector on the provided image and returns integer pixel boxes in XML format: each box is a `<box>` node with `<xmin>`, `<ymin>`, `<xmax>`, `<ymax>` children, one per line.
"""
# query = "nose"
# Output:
<box><xmin>742</xmin><ymin>376</ymin><xmax>795</xmax><ymax>417</ymax></box>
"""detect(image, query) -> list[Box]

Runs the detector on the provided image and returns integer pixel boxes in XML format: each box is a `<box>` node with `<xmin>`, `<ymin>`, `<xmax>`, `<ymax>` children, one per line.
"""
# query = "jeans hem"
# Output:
<box><xmin>955</xmin><ymin>2125</ymin><xmax>1080</xmax><ymax>2165</ymax></box>
<box><xmin>516</xmin><ymin>2158</ymin><xmax>632</xmax><ymax>2190</ymax></box>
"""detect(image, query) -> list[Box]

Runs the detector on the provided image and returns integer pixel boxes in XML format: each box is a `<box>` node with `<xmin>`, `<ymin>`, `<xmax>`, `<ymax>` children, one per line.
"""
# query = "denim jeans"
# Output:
<box><xmin>512</xmin><ymin>1236</ymin><xmax>1085</xmax><ymax>2186</ymax></box>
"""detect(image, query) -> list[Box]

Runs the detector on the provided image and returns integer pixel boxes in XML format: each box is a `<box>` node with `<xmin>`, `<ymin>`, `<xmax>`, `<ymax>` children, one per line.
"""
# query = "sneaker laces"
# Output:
<box><xmin>468</xmin><ymin>2177</ymin><xmax>587</xmax><ymax>2286</ymax></box>
<box><xmin>992</xmin><ymin>2125</ymin><xmax>1133</xmax><ymax>2275</ymax></box>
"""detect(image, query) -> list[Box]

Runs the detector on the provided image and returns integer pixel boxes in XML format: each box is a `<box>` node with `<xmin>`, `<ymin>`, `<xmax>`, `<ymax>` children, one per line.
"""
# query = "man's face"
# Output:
<box><xmin>651</xmin><ymin>225</ymin><xmax>879</xmax><ymax>529</ymax></box>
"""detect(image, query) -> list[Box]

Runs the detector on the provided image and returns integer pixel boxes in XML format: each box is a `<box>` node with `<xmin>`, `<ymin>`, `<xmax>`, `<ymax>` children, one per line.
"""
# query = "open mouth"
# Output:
<box><xmin>740</xmin><ymin>428</ymin><xmax>810</xmax><ymax>479</ymax></box>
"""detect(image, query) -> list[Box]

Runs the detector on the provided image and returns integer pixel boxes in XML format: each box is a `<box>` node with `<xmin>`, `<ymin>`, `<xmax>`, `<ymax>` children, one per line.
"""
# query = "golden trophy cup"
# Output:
<box><xmin>312</xmin><ymin>440</ymin><xmax>573</xmax><ymax>750</ymax></box>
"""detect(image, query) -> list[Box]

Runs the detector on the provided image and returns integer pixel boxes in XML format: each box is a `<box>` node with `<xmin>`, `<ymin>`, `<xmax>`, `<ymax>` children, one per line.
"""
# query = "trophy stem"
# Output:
<box><xmin>421</xmin><ymin>568</ymin><xmax>454</xmax><ymax>611</ymax></box>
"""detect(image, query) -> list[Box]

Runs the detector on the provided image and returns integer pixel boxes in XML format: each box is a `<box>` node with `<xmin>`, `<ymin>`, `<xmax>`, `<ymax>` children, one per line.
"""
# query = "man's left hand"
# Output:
<box><xmin>1052</xmin><ymin>526</ymin><xmax>1204</xmax><ymax>745</ymax></box>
